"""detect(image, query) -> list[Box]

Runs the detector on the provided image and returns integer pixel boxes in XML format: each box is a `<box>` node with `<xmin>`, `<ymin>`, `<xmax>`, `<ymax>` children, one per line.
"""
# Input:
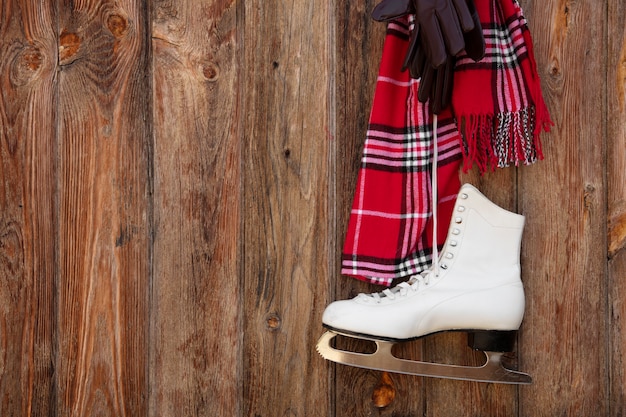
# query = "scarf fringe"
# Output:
<box><xmin>453</xmin><ymin>0</ymin><xmax>553</xmax><ymax>174</ymax></box>
<box><xmin>458</xmin><ymin>106</ymin><xmax>547</xmax><ymax>173</ymax></box>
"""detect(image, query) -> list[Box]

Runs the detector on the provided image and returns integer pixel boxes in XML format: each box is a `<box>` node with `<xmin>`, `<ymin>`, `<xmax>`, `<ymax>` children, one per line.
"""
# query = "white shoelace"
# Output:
<box><xmin>432</xmin><ymin>114</ymin><xmax>439</xmax><ymax>276</ymax></box>
<box><xmin>359</xmin><ymin>114</ymin><xmax>441</xmax><ymax>302</ymax></box>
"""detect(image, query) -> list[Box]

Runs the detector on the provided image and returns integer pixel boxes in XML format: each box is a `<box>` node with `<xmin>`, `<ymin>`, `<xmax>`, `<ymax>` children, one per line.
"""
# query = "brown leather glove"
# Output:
<box><xmin>371</xmin><ymin>0</ymin><xmax>412</xmax><ymax>21</ymax></box>
<box><xmin>372</xmin><ymin>0</ymin><xmax>485</xmax><ymax>66</ymax></box>
<box><xmin>414</xmin><ymin>0</ymin><xmax>475</xmax><ymax>67</ymax></box>
<box><xmin>417</xmin><ymin>51</ymin><xmax>456</xmax><ymax>114</ymax></box>
<box><xmin>372</xmin><ymin>0</ymin><xmax>485</xmax><ymax>113</ymax></box>
<box><xmin>401</xmin><ymin>29</ymin><xmax>454</xmax><ymax>114</ymax></box>
<box><xmin>453</xmin><ymin>0</ymin><xmax>485</xmax><ymax>62</ymax></box>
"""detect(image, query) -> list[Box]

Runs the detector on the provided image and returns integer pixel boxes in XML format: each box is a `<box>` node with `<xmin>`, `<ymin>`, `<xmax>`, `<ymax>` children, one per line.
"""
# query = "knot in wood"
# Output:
<box><xmin>202</xmin><ymin>63</ymin><xmax>220</xmax><ymax>82</ymax></box>
<box><xmin>551</xmin><ymin>65</ymin><xmax>560</xmax><ymax>76</ymax></box>
<box><xmin>265</xmin><ymin>313</ymin><xmax>282</xmax><ymax>330</ymax></box>
<box><xmin>107</xmin><ymin>14</ymin><xmax>129</xmax><ymax>38</ymax></box>
<box><xmin>609</xmin><ymin>209</ymin><xmax>626</xmax><ymax>259</ymax></box>
<box><xmin>372</xmin><ymin>371</ymin><xmax>396</xmax><ymax>408</ymax></box>
<box><xmin>59</xmin><ymin>31</ymin><xmax>81</xmax><ymax>63</ymax></box>
<box><xmin>10</xmin><ymin>46</ymin><xmax>44</xmax><ymax>87</ymax></box>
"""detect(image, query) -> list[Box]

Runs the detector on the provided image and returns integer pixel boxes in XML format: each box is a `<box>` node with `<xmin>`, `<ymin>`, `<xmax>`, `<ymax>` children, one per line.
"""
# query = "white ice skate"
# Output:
<box><xmin>316</xmin><ymin>183</ymin><xmax>532</xmax><ymax>384</ymax></box>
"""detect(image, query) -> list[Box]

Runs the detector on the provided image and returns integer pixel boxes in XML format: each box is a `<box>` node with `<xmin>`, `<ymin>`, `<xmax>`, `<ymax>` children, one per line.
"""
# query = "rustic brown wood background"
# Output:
<box><xmin>0</xmin><ymin>0</ymin><xmax>624</xmax><ymax>415</ymax></box>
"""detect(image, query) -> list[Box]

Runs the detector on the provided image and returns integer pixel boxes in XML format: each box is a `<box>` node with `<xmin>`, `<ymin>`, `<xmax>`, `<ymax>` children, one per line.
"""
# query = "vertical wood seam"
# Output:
<box><xmin>236</xmin><ymin>1</ymin><xmax>245</xmax><ymax>416</ymax></box>
<box><xmin>145</xmin><ymin>1</ymin><xmax>155</xmax><ymax>416</ymax></box>
<box><xmin>327</xmin><ymin>0</ymin><xmax>337</xmax><ymax>415</ymax></box>
<box><xmin>601</xmin><ymin>0</ymin><xmax>611</xmax><ymax>414</ymax></box>
<box><xmin>53</xmin><ymin>1</ymin><xmax>61</xmax><ymax>415</ymax></box>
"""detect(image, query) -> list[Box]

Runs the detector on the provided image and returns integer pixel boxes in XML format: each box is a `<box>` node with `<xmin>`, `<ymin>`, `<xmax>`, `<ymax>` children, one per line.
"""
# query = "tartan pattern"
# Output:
<box><xmin>341</xmin><ymin>0</ymin><xmax>551</xmax><ymax>286</ymax></box>
<box><xmin>452</xmin><ymin>0</ymin><xmax>552</xmax><ymax>171</ymax></box>
<box><xmin>341</xmin><ymin>19</ymin><xmax>463</xmax><ymax>286</ymax></box>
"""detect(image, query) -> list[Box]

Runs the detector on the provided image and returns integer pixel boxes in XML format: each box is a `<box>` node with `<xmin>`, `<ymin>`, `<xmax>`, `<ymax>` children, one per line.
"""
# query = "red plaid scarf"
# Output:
<box><xmin>341</xmin><ymin>0</ymin><xmax>551</xmax><ymax>286</ymax></box>
<box><xmin>453</xmin><ymin>0</ymin><xmax>553</xmax><ymax>171</ymax></box>
<box><xmin>342</xmin><ymin>19</ymin><xmax>463</xmax><ymax>286</ymax></box>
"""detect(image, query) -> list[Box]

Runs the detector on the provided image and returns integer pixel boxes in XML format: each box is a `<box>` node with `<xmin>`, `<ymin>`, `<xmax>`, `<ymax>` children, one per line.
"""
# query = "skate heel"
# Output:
<box><xmin>468</xmin><ymin>330</ymin><xmax>517</xmax><ymax>352</ymax></box>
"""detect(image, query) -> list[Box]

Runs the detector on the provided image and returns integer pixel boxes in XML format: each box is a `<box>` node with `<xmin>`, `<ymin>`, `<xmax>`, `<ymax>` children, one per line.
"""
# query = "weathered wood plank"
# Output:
<box><xmin>608</xmin><ymin>0</ymin><xmax>626</xmax><ymax>415</ymax></box>
<box><xmin>241</xmin><ymin>0</ymin><xmax>332</xmax><ymax>415</ymax></box>
<box><xmin>332</xmin><ymin>1</ymin><xmax>412</xmax><ymax>415</ymax></box>
<box><xmin>0</xmin><ymin>0</ymin><xmax>623</xmax><ymax>415</ymax></box>
<box><xmin>0</xmin><ymin>1</ymin><xmax>57</xmax><ymax>415</ymax></box>
<box><xmin>332</xmin><ymin>2</ymin><xmax>522</xmax><ymax>414</ymax></box>
<box><xmin>333</xmin><ymin>2</ymin><xmax>436</xmax><ymax>415</ymax></box>
<box><xmin>427</xmin><ymin>169</ymin><xmax>519</xmax><ymax>417</ymax></box>
<box><xmin>519</xmin><ymin>0</ymin><xmax>608</xmax><ymax>415</ymax></box>
<box><xmin>332</xmin><ymin>2</ymin><xmax>521</xmax><ymax>414</ymax></box>
<box><xmin>150</xmin><ymin>0</ymin><xmax>240</xmax><ymax>416</ymax></box>
<box><xmin>56</xmin><ymin>1</ymin><xmax>151</xmax><ymax>415</ymax></box>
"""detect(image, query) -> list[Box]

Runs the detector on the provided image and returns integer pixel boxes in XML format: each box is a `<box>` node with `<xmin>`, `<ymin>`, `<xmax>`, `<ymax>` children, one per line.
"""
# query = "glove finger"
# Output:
<box><xmin>431</xmin><ymin>88</ymin><xmax>442</xmax><ymax>114</ymax></box>
<box><xmin>463</xmin><ymin>26</ymin><xmax>485</xmax><ymax>61</ymax></box>
<box><xmin>402</xmin><ymin>25</ymin><xmax>420</xmax><ymax>72</ymax></box>
<box><xmin>461</xmin><ymin>0</ymin><xmax>485</xmax><ymax>61</ymax></box>
<box><xmin>372</xmin><ymin>0</ymin><xmax>413</xmax><ymax>21</ymax></box>
<box><xmin>431</xmin><ymin>56</ymin><xmax>455</xmax><ymax>114</ymax></box>
<box><xmin>420</xmin><ymin>18</ymin><xmax>448</xmax><ymax>67</ymax></box>
<box><xmin>418</xmin><ymin>65</ymin><xmax>435</xmax><ymax>104</ymax></box>
<box><xmin>433</xmin><ymin>6</ymin><xmax>465</xmax><ymax>56</ymax></box>
<box><xmin>440</xmin><ymin>57</ymin><xmax>455</xmax><ymax>111</ymax></box>
<box><xmin>409</xmin><ymin>42</ymin><xmax>427</xmax><ymax>78</ymax></box>
<box><xmin>451</xmin><ymin>0</ymin><xmax>475</xmax><ymax>31</ymax></box>
<box><xmin>431</xmin><ymin>66</ymin><xmax>444</xmax><ymax>114</ymax></box>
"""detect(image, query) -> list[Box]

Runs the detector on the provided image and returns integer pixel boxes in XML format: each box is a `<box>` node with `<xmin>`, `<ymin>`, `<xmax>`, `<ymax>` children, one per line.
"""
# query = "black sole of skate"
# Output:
<box><xmin>316</xmin><ymin>327</ymin><xmax>532</xmax><ymax>384</ymax></box>
<box><xmin>322</xmin><ymin>324</ymin><xmax>518</xmax><ymax>351</ymax></box>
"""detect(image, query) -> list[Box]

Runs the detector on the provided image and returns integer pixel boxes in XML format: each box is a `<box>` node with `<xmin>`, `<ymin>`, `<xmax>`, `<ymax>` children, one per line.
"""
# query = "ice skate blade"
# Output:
<box><xmin>316</xmin><ymin>331</ymin><xmax>532</xmax><ymax>384</ymax></box>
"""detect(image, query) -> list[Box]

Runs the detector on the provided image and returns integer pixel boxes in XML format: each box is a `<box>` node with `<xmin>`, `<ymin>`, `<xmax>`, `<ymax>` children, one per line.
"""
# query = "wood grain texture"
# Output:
<box><xmin>332</xmin><ymin>1</ymin><xmax>416</xmax><ymax>415</ymax></box>
<box><xmin>519</xmin><ymin>0</ymin><xmax>609</xmax><ymax>415</ymax></box>
<box><xmin>0</xmin><ymin>1</ymin><xmax>57</xmax><ymax>415</ymax></box>
<box><xmin>241</xmin><ymin>0</ymin><xmax>332</xmax><ymax>415</ymax></box>
<box><xmin>608</xmin><ymin>0</ymin><xmax>626</xmax><ymax>415</ymax></box>
<box><xmin>426</xmin><ymin>169</ymin><xmax>520</xmax><ymax>417</ymax></box>
<box><xmin>331</xmin><ymin>2</ymin><xmax>521</xmax><ymax>414</ymax></box>
<box><xmin>332</xmin><ymin>2</ymin><xmax>433</xmax><ymax>416</ymax></box>
<box><xmin>150</xmin><ymin>0</ymin><xmax>240</xmax><ymax>416</ymax></box>
<box><xmin>0</xmin><ymin>0</ymin><xmax>624</xmax><ymax>415</ymax></box>
<box><xmin>56</xmin><ymin>1</ymin><xmax>151</xmax><ymax>415</ymax></box>
<box><xmin>331</xmin><ymin>2</ymin><xmax>520</xmax><ymax>415</ymax></box>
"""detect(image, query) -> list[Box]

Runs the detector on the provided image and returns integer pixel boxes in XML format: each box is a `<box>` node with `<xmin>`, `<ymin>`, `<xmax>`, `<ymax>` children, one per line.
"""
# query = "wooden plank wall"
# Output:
<box><xmin>609</xmin><ymin>0</ymin><xmax>626</xmax><ymax>415</ymax></box>
<box><xmin>0</xmin><ymin>0</ymin><xmax>624</xmax><ymax>416</ymax></box>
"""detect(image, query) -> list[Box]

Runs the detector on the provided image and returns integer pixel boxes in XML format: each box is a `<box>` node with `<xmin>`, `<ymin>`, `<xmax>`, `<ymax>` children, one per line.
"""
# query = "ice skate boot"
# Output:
<box><xmin>317</xmin><ymin>183</ymin><xmax>532</xmax><ymax>384</ymax></box>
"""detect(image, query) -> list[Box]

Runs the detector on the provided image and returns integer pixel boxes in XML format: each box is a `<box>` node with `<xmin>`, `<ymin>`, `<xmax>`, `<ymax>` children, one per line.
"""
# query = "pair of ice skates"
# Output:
<box><xmin>317</xmin><ymin>183</ymin><xmax>532</xmax><ymax>384</ymax></box>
